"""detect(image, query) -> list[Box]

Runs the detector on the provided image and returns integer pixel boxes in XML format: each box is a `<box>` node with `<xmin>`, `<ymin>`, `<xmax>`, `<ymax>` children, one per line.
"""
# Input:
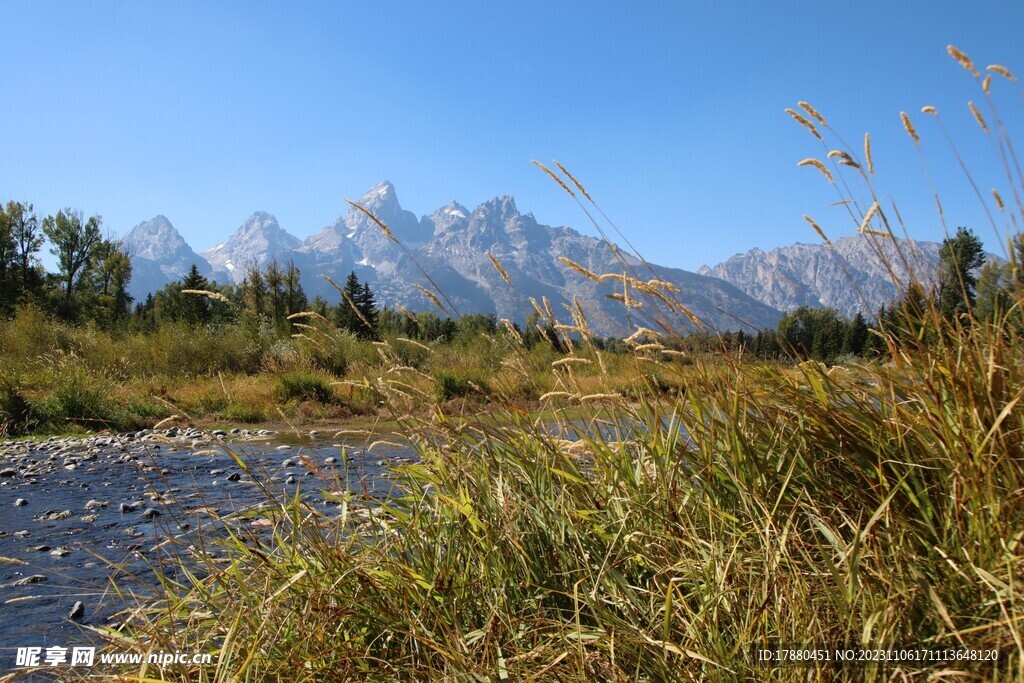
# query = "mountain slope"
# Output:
<box><xmin>699</xmin><ymin>234</ymin><xmax>999</xmax><ymax>318</ymax></box>
<box><xmin>122</xmin><ymin>183</ymin><xmax>783</xmax><ymax>334</ymax></box>
<box><xmin>119</xmin><ymin>216</ymin><xmax>215</xmax><ymax>301</ymax></box>
<box><xmin>201</xmin><ymin>212</ymin><xmax>302</xmax><ymax>284</ymax></box>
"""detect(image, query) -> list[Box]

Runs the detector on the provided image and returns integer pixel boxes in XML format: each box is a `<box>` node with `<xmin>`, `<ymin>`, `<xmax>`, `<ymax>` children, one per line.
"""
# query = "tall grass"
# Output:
<box><xmin>86</xmin><ymin>48</ymin><xmax>1024</xmax><ymax>680</ymax></box>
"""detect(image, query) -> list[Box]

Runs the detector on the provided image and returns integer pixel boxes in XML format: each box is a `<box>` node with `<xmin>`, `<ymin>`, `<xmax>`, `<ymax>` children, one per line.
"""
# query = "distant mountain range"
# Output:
<box><xmin>119</xmin><ymin>180</ymin><xmax>992</xmax><ymax>334</ymax></box>
<box><xmin>699</xmin><ymin>235</ymin><xmax>1000</xmax><ymax>319</ymax></box>
<box><xmin>118</xmin><ymin>181</ymin><xmax>781</xmax><ymax>335</ymax></box>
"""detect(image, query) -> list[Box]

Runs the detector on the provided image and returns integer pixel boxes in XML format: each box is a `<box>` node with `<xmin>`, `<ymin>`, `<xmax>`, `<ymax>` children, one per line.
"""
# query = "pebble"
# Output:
<box><xmin>226</xmin><ymin>472</ymin><xmax>241</xmax><ymax>481</ymax></box>
<box><xmin>84</xmin><ymin>499</ymin><xmax>108</xmax><ymax>511</ymax></box>
<box><xmin>276</xmin><ymin>445</ymin><xmax>291</xmax><ymax>451</ymax></box>
<box><xmin>140</xmin><ymin>508</ymin><xmax>160</xmax><ymax>519</ymax></box>
<box><xmin>210</xmin><ymin>469</ymin><xmax>225</xmax><ymax>476</ymax></box>
<box><xmin>50</xmin><ymin>546</ymin><xmax>71</xmax><ymax>557</ymax></box>
<box><xmin>69</xmin><ymin>601</ymin><xmax>85</xmax><ymax>620</ymax></box>
<box><xmin>14</xmin><ymin>498</ymin><xmax>27</xmax><ymax>506</ymax></box>
<box><xmin>0</xmin><ymin>468</ymin><xmax>17</xmax><ymax>477</ymax></box>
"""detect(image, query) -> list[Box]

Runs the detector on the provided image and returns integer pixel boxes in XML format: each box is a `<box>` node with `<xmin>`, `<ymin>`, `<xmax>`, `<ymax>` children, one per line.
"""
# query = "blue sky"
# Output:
<box><xmin>2</xmin><ymin>1</ymin><xmax>1022</xmax><ymax>271</ymax></box>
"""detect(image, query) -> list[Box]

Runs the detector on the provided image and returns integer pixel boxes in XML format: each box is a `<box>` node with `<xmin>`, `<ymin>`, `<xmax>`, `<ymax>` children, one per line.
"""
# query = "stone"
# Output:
<box><xmin>140</xmin><ymin>508</ymin><xmax>160</xmax><ymax>519</ymax></box>
<box><xmin>84</xmin><ymin>500</ymin><xmax>108</xmax><ymax>511</ymax></box>
<box><xmin>12</xmin><ymin>574</ymin><xmax>47</xmax><ymax>586</ymax></box>
<box><xmin>14</xmin><ymin>498</ymin><xmax>27</xmax><ymax>506</ymax></box>
<box><xmin>226</xmin><ymin>472</ymin><xmax>241</xmax><ymax>481</ymax></box>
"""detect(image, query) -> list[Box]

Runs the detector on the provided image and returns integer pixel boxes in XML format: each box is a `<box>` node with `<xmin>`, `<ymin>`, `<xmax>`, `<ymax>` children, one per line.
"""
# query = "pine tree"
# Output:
<box><xmin>938</xmin><ymin>226</ymin><xmax>985</xmax><ymax>322</ymax></box>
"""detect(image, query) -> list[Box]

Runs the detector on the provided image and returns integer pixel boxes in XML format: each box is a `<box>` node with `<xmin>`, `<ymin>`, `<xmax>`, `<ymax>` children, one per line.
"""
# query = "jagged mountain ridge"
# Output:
<box><xmin>699</xmin><ymin>235</ymin><xmax>999</xmax><ymax>318</ymax></box>
<box><xmin>119</xmin><ymin>215</ymin><xmax>216</xmax><ymax>301</ymax></box>
<box><xmin>120</xmin><ymin>181</ymin><xmax>783</xmax><ymax>334</ymax></box>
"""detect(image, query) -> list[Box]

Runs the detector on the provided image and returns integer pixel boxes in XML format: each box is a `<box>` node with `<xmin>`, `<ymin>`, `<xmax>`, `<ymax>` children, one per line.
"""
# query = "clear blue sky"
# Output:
<box><xmin>2</xmin><ymin>1</ymin><xmax>1022</xmax><ymax>270</ymax></box>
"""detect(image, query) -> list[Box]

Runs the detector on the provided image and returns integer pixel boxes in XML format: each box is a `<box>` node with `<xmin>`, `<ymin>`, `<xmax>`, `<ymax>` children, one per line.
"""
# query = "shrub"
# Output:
<box><xmin>275</xmin><ymin>371</ymin><xmax>336</xmax><ymax>404</ymax></box>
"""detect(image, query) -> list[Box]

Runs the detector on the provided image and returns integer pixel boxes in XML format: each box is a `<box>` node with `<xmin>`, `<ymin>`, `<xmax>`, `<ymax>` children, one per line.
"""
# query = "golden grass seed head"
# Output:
<box><xmin>968</xmin><ymin>101</ymin><xmax>989</xmax><ymax>133</ymax></box>
<box><xmin>785</xmin><ymin>108</ymin><xmax>823</xmax><ymax>140</ymax></box>
<box><xmin>487</xmin><ymin>252</ymin><xmax>512</xmax><ymax>285</ymax></box>
<box><xmin>947</xmin><ymin>45</ymin><xmax>975</xmax><ymax>74</ymax></box>
<box><xmin>859</xmin><ymin>201</ymin><xmax>881</xmax><ymax>233</ymax></box>
<box><xmin>921</xmin><ymin>106</ymin><xmax>937</xmax><ymax>115</ymax></box>
<box><xmin>982</xmin><ymin>74</ymin><xmax>992</xmax><ymax>94</ymax></box>
<box><xmin>827</xmin><ymin>150</ymin><xmax>860</xmax><ymax>169</ymax></box>
<box><xmin>993</xmin><ymin>189</ymin><xmax>1005</xmax><ymax>211</ymax></box>
<box><xmin>181</xmin><ymin>289</ymin><xmax>231</xmax><ymax>304</ymax></box>
<box><xmin>553</xmin><ymin>161</ymin><xmax>594</xmax><ymax>202</ymax></box>
<box><xmin>798</xmin><ymin>101</ymin><xmax>827</xmax><ymax>126</ymax></box>
<box><xmin>797</xmin><ymin>158</ymin><xmax>834</xmax><ymax>183</ymax></box>
<box><xmin>803</xmin><ymin>214</ymin><xmax>831</xmax><ymax>246</ymax></box>
<box><xmin>558</xmin><ymin>257</ymin><xmax>600</xmax><ymax>282</ymax></box>
<box><xmin>987</xmin><ymin>64</ymin><xmax>1017</xmax><ymax>81</ymax></box>
<box><xmin>531</xmin><ymin>160</ymin><xmax>575</xmax><ymax>198</ymax></box>
<box><xmin>900</xmin><ymin>112</ymin><xmax>920</xmax><ymax>145</ymax></box>
<box><xmin>864</xmin><ymin>133</ymin><xmax>874</xmax><ymax>175</ymax></box>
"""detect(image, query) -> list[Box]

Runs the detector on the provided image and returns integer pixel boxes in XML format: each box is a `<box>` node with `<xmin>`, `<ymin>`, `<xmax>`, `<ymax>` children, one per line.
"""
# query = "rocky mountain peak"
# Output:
<box><xmin>121</xmin><ymin>215</ymin><xmax>188</xmax><ymax>261</ymax></box>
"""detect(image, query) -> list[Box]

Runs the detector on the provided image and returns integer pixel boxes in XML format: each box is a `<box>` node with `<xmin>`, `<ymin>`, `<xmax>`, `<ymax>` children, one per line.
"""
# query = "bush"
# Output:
<box><xmin>275</xmin><ymin>371</ymin><xmax>337</xmax><ymax>404</ymax></box>
<box><xmin>0</xmin><ymin>375</ymin><xmax>35</xmax><ymax>436</ymax></box>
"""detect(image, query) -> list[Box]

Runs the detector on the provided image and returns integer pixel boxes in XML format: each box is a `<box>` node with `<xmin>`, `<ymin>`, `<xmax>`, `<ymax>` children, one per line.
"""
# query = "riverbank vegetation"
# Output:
<box><xmin>7</xmin><ymin>46</ymin><xmax>1024</xmax><ymax>680</ymax></box>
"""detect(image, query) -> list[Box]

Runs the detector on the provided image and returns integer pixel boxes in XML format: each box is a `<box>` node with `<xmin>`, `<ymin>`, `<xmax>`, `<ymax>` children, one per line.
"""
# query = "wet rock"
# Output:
<box><xmin>118</xmin><ymin>503</ymin><xmax>130</xmax><ymax>513</ymax></box>
<box><xmin>12</xmin><ymin>574</ymin><xmax>47</xmax><ymax>586</ymax></box>
<box><xmin>50</xmin><ymin>546</ymin><xmax>71</xmax><ymax>557</ymax></box>
<box><xmin>30</xmin><ymin>545</ymin><xmax>52</xmax><ymax>552</ymax></box>
<box><xmin>69</xmin><ymin>601</ymin><xmax>85</xmax><ymax>620</ymax></box>
<box><xmin>14</xmin><ymin>530</ymin><xmax>30</xmax><ymax>538</ymax></box>
<box><xmin>226</xmin><ymin>472</ymin><xmax>241</xmax><ymax>481</ymax></box>
<box><xmin>140</xmin><ymin>508</ymin><xmax>160</xmax><ymax>519</ymax></box>
<box><xmin>282</xmin><ymin>458</ymin><xmax>296</xmax><ymax>467</ymax></box>
<box><xmin>84</xmin><ymin>500</ymin><xmax>108</xmax><ymax>511</ymax></box>
<box><xmin>34</xmin><ymin>510</ymin><xmax>71</xmax><ymax>521</ymax></box>
<box><xmin>210</xmin><ymin>469</ymin><xmax>225</xmax><ymax>476</ymax></box>
<box><xmin>14</xmin><ymin>498</ymin><xmax>27</xmax><ymax>506</ymax></box>
<box><xmin>324</xmin><ymin>457</ymin><xmax>337</xmax><ymax>464</ymax></box>
<box><xmin>79</xmin><ymin>514</ymin><xmax>99</xmax><ymax>523</ymax></box>
<box><xmin>0</xmin><ymin>468</ymin><xmax>17</xmax><ymax>477</ymax></box>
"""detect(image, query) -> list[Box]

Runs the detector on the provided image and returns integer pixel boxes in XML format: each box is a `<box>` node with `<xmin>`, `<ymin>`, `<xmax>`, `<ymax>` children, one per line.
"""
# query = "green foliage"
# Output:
<box><xmin>938</xmin><ymin>226</ymin><xmax>985</xmax><ymax>321</ymax></box>
<box><xmin>275</xmin><ymin>371</ymin><xmax>336</xmax><ymax>404</ymax></box>
<box><xmin>41</xmin><ymin>208</ymin><xmax>103</xmax><ymax>313</ymax></box>
<box><xmin>0</xmin><ymin>374</ymin><xmax>35</xmax><ymax>436</ymax></box>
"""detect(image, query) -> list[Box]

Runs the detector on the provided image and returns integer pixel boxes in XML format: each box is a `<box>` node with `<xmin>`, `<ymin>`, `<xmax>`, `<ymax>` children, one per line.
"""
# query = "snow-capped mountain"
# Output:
<box><xmin>202</xmin><ymin>211</ymin><xmax>302</xmax><ymax>284</ymax></box>
<box><xmin>119</xmin><ymin>215</ymin><xmax>215</xmax><ymax>301</ymax></box>
<box><xmin>120</xmin><ymin>182</ymin><xmax>783</xmax><ymax>334</ymax></box>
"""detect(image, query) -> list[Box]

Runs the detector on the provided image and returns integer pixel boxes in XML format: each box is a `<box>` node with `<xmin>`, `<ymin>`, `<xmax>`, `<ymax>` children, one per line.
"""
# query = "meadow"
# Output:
<box><xmin>4</xmin><ymin>46</ymin><xmax>1024</xmax><ymax>681</ymax></box>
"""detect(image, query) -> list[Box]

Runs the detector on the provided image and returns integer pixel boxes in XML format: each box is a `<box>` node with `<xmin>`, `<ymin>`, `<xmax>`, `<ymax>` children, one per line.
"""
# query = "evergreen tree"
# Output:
<box><xmin>179</xmin><ymin>264</ymin><xmax>211</xmax><ymax>325</ymax></box>
<box><xmin>356</xmin><ymin>281</ymin><xmax>378</xmax><ymax>336</ymax></box>
<box><xmin>335</xmin><ymin>271</ymin><xmax>363</xmax><ymax>333</ymax></box>
<box><xmin>842</xmin><ymin>312</ymin><xmax>869</xmax><ymax>356</ymax></box>
<box><xmin>283</xmin><ymin>259</ymin><xmax>306</xmax><ymax>317</ymax></box>
<box><xmin>938</xmin><ymin>226</ymin><xmax>985</xmax><ymax>321</ymax></box>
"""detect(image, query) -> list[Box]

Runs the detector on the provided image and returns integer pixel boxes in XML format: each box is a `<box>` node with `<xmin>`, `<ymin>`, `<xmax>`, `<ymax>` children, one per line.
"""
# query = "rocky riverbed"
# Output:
<box><xmin>0</xmin><ymin>426</ymin><xmax>413</xmax><ymax>669</ymax></box>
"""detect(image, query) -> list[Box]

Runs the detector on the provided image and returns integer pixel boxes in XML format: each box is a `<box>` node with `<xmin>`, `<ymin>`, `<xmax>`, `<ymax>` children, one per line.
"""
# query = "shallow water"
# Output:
<box><xmin>0</xmin><ymin>431</ymin><xmax>415</xmax><ymax>674</ymax></box>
